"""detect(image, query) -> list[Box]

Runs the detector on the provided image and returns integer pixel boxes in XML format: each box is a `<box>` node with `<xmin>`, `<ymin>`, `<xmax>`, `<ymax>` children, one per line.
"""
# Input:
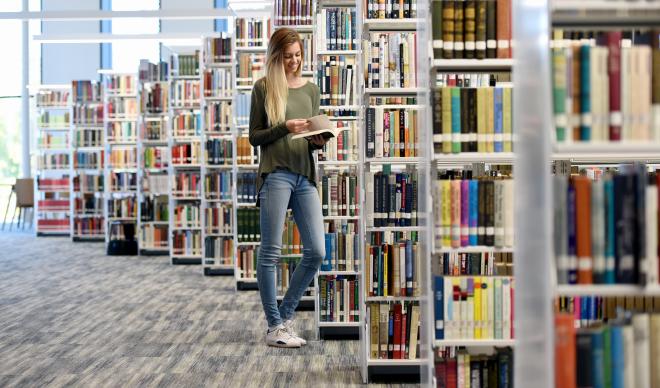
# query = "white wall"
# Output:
<box><xmin>41</xmin><ymin>0</ymin><xmax>100</xmax><ymax>83</ymax></box>
<box><xmin>160</xmin><ymin>0</ymin><xmax>215</xmax><ymax>34</ymax></box>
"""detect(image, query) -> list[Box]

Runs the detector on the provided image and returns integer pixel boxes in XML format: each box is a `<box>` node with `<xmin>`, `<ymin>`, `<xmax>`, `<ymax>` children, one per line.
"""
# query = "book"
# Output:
<box><xmin>290</xmin><ymin>115</ymin><xmax>349</xmax><ymax>140</ymax></box>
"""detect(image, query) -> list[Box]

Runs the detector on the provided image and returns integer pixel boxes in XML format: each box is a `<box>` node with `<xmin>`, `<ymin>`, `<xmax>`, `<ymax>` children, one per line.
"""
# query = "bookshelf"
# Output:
<box><xmin>313</xmin><ymin>0</ymin><xmax>361</xmax><ymax>339</ymax></box>
<box><xmin>70</xmin><ymin>80</ymin><xmax>104</xmax><ymax>242</ymax></box>
<box><xmin>543</xmin><ymin>4</ymin><xmax>660</xmax><ymax>387</ymax></box>
<box><xmin>34</xmin><ymin>84</ymin><xmax>72</xmax><ymax>236</ymax></box>
<box><xmin>137</xmin><ymin>61</ymin><xmax>170</xmax><ymax>256</ymax></box>
<box><xmin>168</xmin><ymin>49</ymin><xmax>203</xmax><ymax>265</ymax></box>
<box><xmin>201</xmin><ymin>34</ymin><xmax>235</xmax><ymax>276</ymax></box>
<box><xmin>101</xmin><ymin>72</ymin><xmax>139</xmax><ymax>255</ymax></box>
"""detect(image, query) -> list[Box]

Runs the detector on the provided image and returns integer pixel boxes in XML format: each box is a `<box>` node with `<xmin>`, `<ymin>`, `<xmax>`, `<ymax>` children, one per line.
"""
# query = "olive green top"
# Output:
<box><xmin>248</xmin><ymin>78</ymin><xmax>321</xmax><ymax>204</ymax></box>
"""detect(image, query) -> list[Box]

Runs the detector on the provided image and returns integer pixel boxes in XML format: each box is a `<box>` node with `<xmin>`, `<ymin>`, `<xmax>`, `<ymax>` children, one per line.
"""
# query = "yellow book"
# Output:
<box><xmin>474</xmin><ymin>277</ymin><xmax>482</xmax><ymax>339</ymax></box>
<box><xmin>486</xmin><ymin>88</ymin><xmax>495</xmax><ymax>153</ymax></box>
<box><xmin>383</xmin><ymin>246</ymin><xmax>389</xmax><ymax>297</ymax></box>
<box><xmin>442</xmin><ymin>88</ymin><xmax>452</xmax><ymax>154</ymax></box>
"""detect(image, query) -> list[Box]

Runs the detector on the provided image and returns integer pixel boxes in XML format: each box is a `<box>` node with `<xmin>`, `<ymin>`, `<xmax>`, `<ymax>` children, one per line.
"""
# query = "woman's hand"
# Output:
<box><xmin>309</xmin><ymin>134</ymin><xmax>328</xmax><ymax>147</ymax></box>
<box><xmin>286</xmin><ymin>119</ymin><xmax>311</xmax><ymax>134</ymax></box>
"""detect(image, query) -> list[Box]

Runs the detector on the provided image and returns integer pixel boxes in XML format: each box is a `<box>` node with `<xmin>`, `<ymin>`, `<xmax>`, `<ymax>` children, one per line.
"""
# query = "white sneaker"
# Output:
<box><xmin>266</xmin><ymin>325</ymin><xmax>302</xmax><ymax>348</ymax></box>
<box><xmin>283</xmin><ymin>319</ymin><xmax>307</xmax><ymax>346</ymax></box>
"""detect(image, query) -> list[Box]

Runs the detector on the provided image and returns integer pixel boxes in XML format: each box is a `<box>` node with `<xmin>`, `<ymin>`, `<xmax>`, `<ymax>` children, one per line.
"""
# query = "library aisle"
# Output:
<box><xmin>0</xmin><ymin>232</ymin><xmax>412</xmax><ymax>387</ymax></box>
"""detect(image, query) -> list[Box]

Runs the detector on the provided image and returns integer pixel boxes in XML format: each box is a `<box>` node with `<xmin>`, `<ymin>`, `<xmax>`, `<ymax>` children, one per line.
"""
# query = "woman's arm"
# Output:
<box><xmin>248</xmin><ymin>81</ymin><xmax>290</xmax><ymax>147</ymax></box>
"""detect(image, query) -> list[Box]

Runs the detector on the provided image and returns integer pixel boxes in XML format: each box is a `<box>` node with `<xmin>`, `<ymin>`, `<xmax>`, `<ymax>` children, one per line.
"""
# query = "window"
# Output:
<box><xmin>110</xmin><ymin>0</ymin><xmax>160</xmax><ymax>72</ymax></box>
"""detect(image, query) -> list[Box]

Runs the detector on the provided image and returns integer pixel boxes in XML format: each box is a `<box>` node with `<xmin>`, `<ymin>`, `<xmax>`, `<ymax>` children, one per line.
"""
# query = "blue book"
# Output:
<box><xmin>322</xmin><ymin>234</ymin><xmax>333</xmax><ymax>271</ymax></box>
<box><xmin>469</xmin><ymin>180</ymin><xmax>478</xmax><ymax>245</ymax></box>
<box><xmin>405</xmin><ymin>240</ymin><xmax>413</xmax><ymax>295</ymax></box>
<box><xmin>580</xmin><ymin>44</ymin><xmax>591</xmax><ymax>140</ymax></box>
<box><xmin>434</xmin><ymin>276</ymin><xmax>444</xmax><ymax>339</ymax></box>
<box><xmin>609</xmin><ymin>325</ymin><xmax>624</xmax><ymax>388</ymax></box>
<box><xmin>494</xmin><ymin>87</ymin><xmax>503</xmax><ymax>152</ymax></box>
<box><xmin>591</xmin><ymin>327</ymin><xmax>605</xmax><ymax>388</ymax></box>
<box><xmin>568</xmin><ymin>182</ymin><xmax>578</xmax><ymax>284</ymax></box>
<box><xmin>451</xmin><ymin>88</ymin><xmax>461</xmax><ymax>153</ymax></box>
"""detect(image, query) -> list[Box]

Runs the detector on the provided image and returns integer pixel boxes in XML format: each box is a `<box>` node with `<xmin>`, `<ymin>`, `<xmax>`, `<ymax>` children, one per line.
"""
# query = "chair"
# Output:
<box><xmin>2</xmin><ymin>178</ymin><xmax>34</xmax><ymax>231</ymax></box>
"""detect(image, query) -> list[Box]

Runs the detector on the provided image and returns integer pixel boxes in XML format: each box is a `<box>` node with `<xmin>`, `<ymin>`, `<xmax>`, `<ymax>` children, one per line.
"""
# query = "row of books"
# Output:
<box><xmin>365</xmin><ymin>32</ymin><xmax>417</xmax><ymax>89</ymax></box>
<box><xmin>108</xmin><ymin>197</ymin><xmax>138</xmax><ymax>218</ymax></box>
<box><xmin>205</xmin><ymin>236</ymin><xmax>232</xmax><ymax>264</ymax></box>
<box><xmin>205</xmin><ymin>139</ymin><xmax>233</xmax><ymax>165</ymax></box>
<box><xmin>38</xmin><ymin>200</ymin><xmax>69</xmax><ymax>211</ymax></box>
<box><xmin>204</xmin><ymin>37</ymin><xmax>231</xmax><ymax>64</ymax></box>
<box><xmin>172</xmin><ymin>111</ymin><xmax>202</xmax><ymax>137</ymax></box>
<box><xmin>434</xmin><ymin>347</ymin><xmax>513</xmax><ymax>388</ymax></box>
<box><xmin>107</xmin><ymin>122</ymin><xmax>137</xmax><ymax>142</ymax></box>
<box><xmin>552</xmin><ymin>31</ymin><xmax>660</xmax><ymax>143</ymax></box>
<box><xmin>235</xmin><ymin>17</ymin><xmax>270</xmax><ymax>48</ymax></box>
<box><xmin>365</xmin><ymin>0</ymin><xmax>418</xmax><ymax>19</ymax></box>
<box><xmin>73</xmin><ymin>197</ymin><xmax>103</xmax><ymax>214</ymax></box>
<box><xmin>367</xmin><ymin>238</ymin><xmax>420</xmax><ymax>297</ymax></box>
<box><xmin>37</xmin><ymin>218</ymin><xmax>69</xmax><ymax>231</ymax></box>
<box><xmin>72</xmin><ymin>105</ymin><xmax>103</xmax><ymax>125</ymax></box>
<box><xmin>138</xmin><ymin>60</ymin><xmax>169</xmax><ymax>83</ymax></box>
<box><xmin>205</xmin><ymin>205</ymin><xmax>232</xmax><ymax>234</ymax></box>
<box><xmin>277</xmin><ymin>257</ymin><xmax>313</xmax><ymax>296</ymax></box>
<box><xmin>433</xmin><ymin>172</ymin><xmax>514</xmax><ymax>249</ymax></box>
<box><xmin>203</xmin><ymin>68</ymin><xmax>232</xmax><ymax>98</ymax></box>
<box><xmin>368</xmin><ymin>301</ymin><xmax>421</xmax><ymax>360</ymax></box>
<box><xmin>140</xmin><ymin>83</ymin><xmax>168</xmax><ymax>114</ymax></box>
<box><xmin>37</xmin><ymin>111</ymin><xmax>69</xmax><ymax>127</ymax></box>
<box><xmin>37</xmin><ymin>154</ymin><xmax>69</xmax><ymax>170</ymax></box>
<box><xmin>171</xmin><ymin>52</ymin><xmax>200</xmax><ymax>77</ymax></box>
<box><xmin>108</xmin><ymin>149</ymin><xmax>137</xmax><ymax>169</ymax></box>
<box><xmin>322</xmin><ymin>221</ymin><xmax>359</xmax><ymax>272</ymax></box>
<box><xmin>237</xmin><ymin>172</ymin><xmax>258</xmax><ymax>203</ymax></box>
<box><xmin>432</xmin><ymin>84</ymin><xmax>513</xmax><ymax>154</ymax></box>
<box><xmin>143</xmin><ymin>174</ymin><xmax>168</xmax><ymax>195</ymax></box>
<box><xmin>143</xmin><ymin>147</ymin><xmax>167</xmax><ymax>169</ymax></box>
<box><xmin>365</xmin><ymin>171</ymin><xmax>418</xmax><ymax>227</ymax></box>
<box><xmin>109</xmin><ymin>171</ymin><xmax>137</xmax><ymax>192</ymax></box>
<box><xmin>38</xmin><ymin>177</ymin><xmax>69</xmax><ymax>190</ymax></box>
<box><xmin>238</xmin><ymin>245</ymin><xmax>259</xmax><ymax>279</ymax></box>
<box><xmin>172</xmin><ymin>230</ymin><xmax>202</xmax><ymax>256</ymax></box>
<box><xmin>234</xmin><ymin>93</ymin><xmax>250</xmax><ymax>127</ymax></box>
<box><xmin>38</xmin><ymin>133</ymin><xmax>68</xmax><ymax>149</ymax></box>
<box><xmin>72</xmin><ymin>80</ymin><xmax>101</xmax><ymax>103</ymax></box>
<box><xmin>554</xmin><ymin>166</ymin><xmax>659</xmax><ymax>285</ymax></box>
<box><xmin>73</xmin><ymin>128</ymin><xmax>103</xmax><ymax>148</ymax></box>
<box><xmin>236</xmin><ymin>53</ymin><xmax>266</xmax><ymax>87</ymax></box>
<box><xmin>365</xmin><ymin>106</ymin><xmax>419</xmax><ymax>158</ymax></box>
<box><xmin>281</xmin><ymin>218</ymin><xmax>301</xmax><ymax>256</ymax></box>
<box><xmin>318</xmin><ymin>123</ymin><xmax>358</xmax><ymax>161</ymax></box>
<box><xmin>171</xmin><ymin>80</ymin><xmax>201</xmax><ymax>108</ymax></box>
<box><xmin>73</xmin><ymin>218</ymin><xmax>104</xmax><ymax>236</ymax></box>
<box><xmin>317</xmin><ymin>56</ymin><xmax>356</xmax><ymax>107</ymax></box>
<box><xmin>316</xmin><ymin>8</ymin><xmax>357</xmax><ymax>51</ymax></box>
<box><xmin>555</xmin><ymin>313</ymin><xmax>660</xmax><ymax>388</ymax></box>
<box><xmin>104</xmin><ymin>74</ymin><xmax>136</xmax><ymax>95</ymax></box>
<box><xmin>273</xmin><ymin>0</ymin><xmax>314</xmax><ymax>26</ymax></box>
<box><xmin>435</xmin><ymin>251</ymin><xmax>513</xmax><ymax>277</ymax></box>
<box><xmin>319</xmin><ymin>276</ymin><xmax>360</xmax><ymax>322</ymax></box>
<box><xmin>142</xmin><ymin>120</ymin><xmax>167</xmax><ymax>141</ymax></box>
<box><xmin>205</xmin><ymin>101</ymin><xmax>232</xmax><ymax>133</ymax></box>
<box><xmin>105</xmin><ymin>98</ymin><xmax>137</xmax><ymax>118</ymax></box>
<box><xmin>171</xmin><ymin>143</ymin><xmax>201</xmax><ymax>165</ymax></box>
<box><xmin>205</xmin><ymin>171</ymin><xmax>232</xmax><ymax>200</ymax></box>
<box><xmin>140</xmin><ymin>196</ymin><xmax>168</xmax><ymax>222</ymax></box>
<box><xmin>37</xmin><ymin>89</ymin><xmax>69</xmax><ymax>107</ymax></box>
<box><xmin>237</xmin><ymin>207</ymin><xmax>260</xmax><ymax>243</ymax></box>
<box><xmin>556</xmin><ymin>295</ymin><xmax>660</xmax><ymax>328</ymax></box>
<box><xmin>139</xmin><ymin>224</ymin><xmax>168</xmax><ymax>250</ymax></box>
<box><xmin>237</xmin><ymin>137</ymin><xmax>259</xmax><ymax>165</ymax></box>
<box><xmin>432</xmin><ymin>0</ymin><xmax>512</xmax><ymax>60</ymax></box>
<box><xmin>173</xmin><ymin>204</ymin><xmax>201</xmax><ymax>229</ymax></box>
<box><xmin>434</xmin><ymin>276</ymin><xmax>514</xmax><ymax>340</ymax></box>
<box><xmin>172</xmin><ymin>171</ymin><xmax>200</xmax><ymax>198</ymax></box>
<box><xmin>73</xmin><ymin>175</ymin><xmax>103</xmax><ymax>193</ymax></box>
<box><xmin>320</xmin><ymin>172</ymin><xmax>359</xmax><ymax>217</ymax></box>
<box><xmin>73</xmin><ymin>152</ymin><xmax>103</xmax><ymax>170</ymax></box>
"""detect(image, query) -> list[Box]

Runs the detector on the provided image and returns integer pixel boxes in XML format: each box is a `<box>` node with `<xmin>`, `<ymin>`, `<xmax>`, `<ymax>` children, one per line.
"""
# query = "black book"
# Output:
<box><xmin>576</xmin><ymin>330</ymin><xmax>594</xmax><ymax>388</ymax></box>
<box><xmin>486</xmin><ymin>0</ymin><xmax>497</xmax><ymax>58</ymax></box>
<box><xmin>614</xmin><ymin>172</ymin><xmax>637</xmax><ymax>283</ymax></box>
<box><xmin>399</xmin><ymin>109</ymin><xmax>406</xmax><ymax>157</ymax></box>
<box><xmin>460</xmin><ymin>88</ymin><xmax>469</xmax><ymax>152</ymax></box>
<box><xmin>485</xmin><ymin>179</ymin><xmax>495</xmax><ymax>246</ymax></box>
<box><xmin>468</xmin><ymin>88</ymin><xmax>478</xmax><ymax>152</ymax></box>
<box><xmin>366</xmin><ymin>108</ymin><xmax>376</xmax><ymax>158</ymax></box>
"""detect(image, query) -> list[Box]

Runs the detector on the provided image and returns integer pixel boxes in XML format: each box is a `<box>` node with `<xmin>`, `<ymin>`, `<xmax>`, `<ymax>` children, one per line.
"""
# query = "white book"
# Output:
<box><xmin>365</xmin><ymin>173</ymin><xmax>374</xmax><ymax>227</ymax></box>
<box><xmin>494</xmin><ymin>277</ymin><xmax>503</xmax><ymax>339</ymax></box>
<box><xmin>503</xmin><ymin>179</ymin><xmax>514</xmax><ymax>247</ymax></box>
<box><xmin>502</xmin><ymin>278</ymin><xmax>511</xmax><ymax>340</ymax></box>
<box><xmin>647</xmin><ymin>178</ymin><xmax>659</xmax><ymax>285</ymax></box>
<box><xmin>374</xmin><ymin>108</ymin><xmax>384</xmax><ymax>158</ymax></box>
<box><xmin>592</xmin><ymin>179</ymin><xmax>606</xmax><ymax>280</ymax></box>
<box><xmin>291</xmin><ymin>115</ymin><xmax>349</xmax><ymax>140</ymax></box>
<box><xmin>623</xmin><ymin>324</ymin><xmax>637</xmax><ymax>388</ymax></box>
<box><xmin>621</xmin><ymin>41</ymin><xmax>633</xmax><ymax>140</ymax></box>
<box><xmin>633</xmin><ymin>314</ymin><xmax>651</xmax><ymax>388</ymax></box>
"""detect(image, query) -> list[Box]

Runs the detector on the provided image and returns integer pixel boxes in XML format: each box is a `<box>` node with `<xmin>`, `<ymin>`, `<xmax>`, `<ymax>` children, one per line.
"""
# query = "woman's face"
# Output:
<box><xmin>282</xmin><ymin>42</ymin><xmax>302</xmax><ymax>75</ymax></box>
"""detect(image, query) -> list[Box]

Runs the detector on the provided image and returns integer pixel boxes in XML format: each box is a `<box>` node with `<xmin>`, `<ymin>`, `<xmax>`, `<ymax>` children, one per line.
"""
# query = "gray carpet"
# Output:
<box><xmin>0</xmin><ymin>232</ymin><xmax>417</xmax><ymax>387</ymax></box>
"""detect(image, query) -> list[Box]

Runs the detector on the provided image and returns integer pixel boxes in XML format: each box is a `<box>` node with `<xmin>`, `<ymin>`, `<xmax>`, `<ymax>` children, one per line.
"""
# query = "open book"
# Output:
<box><xmin>291</xmin><ymin>114</ymin><xmax>349</xmax><ymax>140</ymax></box>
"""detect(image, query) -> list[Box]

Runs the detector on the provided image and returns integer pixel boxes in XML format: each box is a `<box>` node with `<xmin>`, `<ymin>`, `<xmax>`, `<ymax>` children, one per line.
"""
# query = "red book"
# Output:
<box><xmin>393</xmin><ymin>303</ymin><xmax>402</xmax><ymax>359</ymax></box>
<box><xmin>607</xmin><ymin>31</ymin><xmax>623</xmax><ymax>140</ymax></box>
<box><xmin>436</xmin><ymin>359</ymin><xmax>447</xmax><ymax>388</ymax></box>
<box><xmin>573</xmin><ymin>176</ymin><xmax>593</xmax><ymax>284</ymax></box>
<box><xmin>554</xmin><ymin>313</ymin><xmax>577</xmax><ymax>388</ymax></box>
<box><xmin>400</xmin><ymin>309</ymin><xmax>407</xmax><ymax>359</ymax></box>
<box><xmin>446</xmin><ymin>358</ymin><xmax>458</xmax><ymax>388</ymax></box>
<box><xmin>496</xmin><ymin>0</ymin><xmax>511</xmax><ymax>58</ymax></box>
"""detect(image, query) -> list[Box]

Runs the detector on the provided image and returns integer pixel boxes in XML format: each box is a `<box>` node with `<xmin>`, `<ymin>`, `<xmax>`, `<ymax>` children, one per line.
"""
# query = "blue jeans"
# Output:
<box><xmin>257</xmin><ymin>169</ymin><xmax>325</xmax><ymax>329</ymax></box>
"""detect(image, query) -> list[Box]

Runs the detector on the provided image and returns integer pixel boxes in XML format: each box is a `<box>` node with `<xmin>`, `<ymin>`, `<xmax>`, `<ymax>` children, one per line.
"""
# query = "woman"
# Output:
<box><xmin>249</xmin><ymin>28</ymin><xmax>327</xmax><ymax>348</ymax></box>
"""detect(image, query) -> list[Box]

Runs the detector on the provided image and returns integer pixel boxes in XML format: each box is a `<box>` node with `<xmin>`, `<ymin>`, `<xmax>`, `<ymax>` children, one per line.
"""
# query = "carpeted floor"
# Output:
<box><xmin>0</xmin><ymin>232</ymin><xmax>417</xmax><ymax>387</ymax></box>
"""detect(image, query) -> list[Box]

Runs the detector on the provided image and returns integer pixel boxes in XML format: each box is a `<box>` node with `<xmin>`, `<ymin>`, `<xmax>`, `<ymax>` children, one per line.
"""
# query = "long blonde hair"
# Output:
<box><xmin>264</xmin><ymin>28</ymin><xmax>304</xmax><ymax>125</ymax></box>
